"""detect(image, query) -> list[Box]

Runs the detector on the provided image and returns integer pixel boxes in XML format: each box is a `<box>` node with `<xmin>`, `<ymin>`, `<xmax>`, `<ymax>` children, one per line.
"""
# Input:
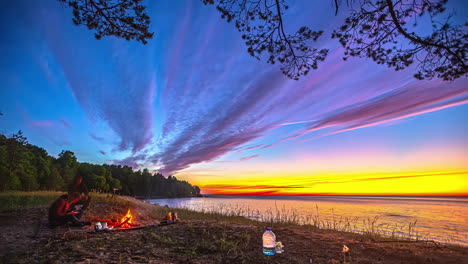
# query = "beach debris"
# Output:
<box><xmin>95</xmin><ymin>222</ymin><xmax>102</xmax><ymax>231</ymax></box>
<box><xmin>160</xmin><ymin>211</ymin><xmax>180</xmax><ymax>225</ymax></box>
<box><xmin>163</xmin><ymin>212</ymin><xmax>172</xmax><ymax>221</ymax></box>
<box><xmin>342</xmin><ymin>244</ymin><xmax>351</xmax><ymax>263</ymax></box>
<box><xmin>342</xmin><ymin>245</ymin><xmax>350</xmax><ymax>254</ymax></box>
<box><xmin>275</xmin><ymin>241</ymin><xmax>284</xmax><ymax>253</ymax></box>
<box><xmin>173</xmin><ymin>212</ymin><xmax>180</xmax><ymax>222</ymax></box>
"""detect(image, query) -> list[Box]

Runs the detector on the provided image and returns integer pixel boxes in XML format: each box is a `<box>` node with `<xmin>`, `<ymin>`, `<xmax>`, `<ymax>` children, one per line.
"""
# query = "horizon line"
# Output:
<box><xmin>202</xmin><ymin>193</ymin><xmax>468</xmax><ymax>197</ymax></box>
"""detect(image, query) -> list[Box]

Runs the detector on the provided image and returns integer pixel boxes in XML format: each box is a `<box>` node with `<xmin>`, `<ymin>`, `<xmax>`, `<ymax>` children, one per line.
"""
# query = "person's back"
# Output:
<box><xmin>68</xmin><ymin>175</ymin><xmax>91</xmax><ymax>214</ymax></box>
<box><xmin>48</xmin><ymin>193</ymin><xmax>89</xmax><ymax>227</ymax></box>
<box><xmin>48</xmin><ymin>195</ymin><xmax>70</xmax><ymax>223</ymax></box>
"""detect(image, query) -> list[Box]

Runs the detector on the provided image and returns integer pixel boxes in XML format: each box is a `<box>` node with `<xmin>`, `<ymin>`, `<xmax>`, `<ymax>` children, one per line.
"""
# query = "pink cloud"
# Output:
<box><xmin>60</xmin><ymin>118</ymin><xmax>72</xmax><ymax>128</ymax></box>
<box><xmin>31</xmin><ymin>120</ymin><xmax>54</xmax><ymax>128</ymax></box>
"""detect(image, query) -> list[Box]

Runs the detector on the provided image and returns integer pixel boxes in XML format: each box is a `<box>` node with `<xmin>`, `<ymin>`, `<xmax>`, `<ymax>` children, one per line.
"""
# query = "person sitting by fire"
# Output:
<box><xmin>68</xmin><ymin>175</ymin><xmax>91</xmax><ymax>218</ymax></box>
<box><xmin>48</xmin><ymin>192</ymin><xmax>91</xmax><ymax>227</ymax></box>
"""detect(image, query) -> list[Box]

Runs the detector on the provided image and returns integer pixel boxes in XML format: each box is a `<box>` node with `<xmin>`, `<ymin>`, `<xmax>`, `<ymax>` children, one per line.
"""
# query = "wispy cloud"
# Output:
<box><xmin>278</xmin><ymin>81</ymin><xmax>468</xmax><ymax>144</ymax></box>
<box><xmin>30</xmin><ymin>120</ymin><xmax>54</xmax><ymax>128</ymax></box>
<box><xmin>281</xmin><ymin>171</ymin><xmax>468</xmax><ymax>187</ymax></box>
<box><xmin>22</xmin><ymin>0</ymin><xmax>467</xmax><ymax>175</ymax></box>
<box><xmin>242</xmin><ymin>144</ymin><xmax>265</xmax><ymax>150</ymax></box>
<box><xmin>60</xmin><ymin>118</ymin><xmax>72</xmax><ymax>129</ymax></box>
<box><xmin>202</xmin><ymin>184</ymin><xmax>305</xmax><ymax>190</ymax></box>
<box><xmin>89</xmin><ymin>132</ymin><xmax>105</xmax><ymax>143</ymax></box>
<box><xmin>239</xmin><ymin>155</ymin><xmax>260</xmax><ymax>161</ymax></box>
<box><xmin>35</xmin><ymin>2</ymin><xmax>156</xmax><ymax>154</ymax></box>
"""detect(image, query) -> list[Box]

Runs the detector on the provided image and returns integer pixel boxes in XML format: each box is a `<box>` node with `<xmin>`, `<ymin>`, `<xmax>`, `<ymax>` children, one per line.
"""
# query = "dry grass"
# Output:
<box><xmin>0</xmin><ymin>191</ymin><xmax>452</xmax><ymax>244</ymax></box>
<box><xmin>0</xmin><ymin>191</ymin><xmax>62</xmax><ymax>211</ymax></box>
<box><xmin>165</xmin><ymin>203</ymin><xmax>441</xmax><ymax>243</ymax></box>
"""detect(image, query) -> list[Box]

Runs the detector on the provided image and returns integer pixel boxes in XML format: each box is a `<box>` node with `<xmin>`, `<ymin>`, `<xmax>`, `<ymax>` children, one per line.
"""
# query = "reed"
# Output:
<box><xmin>166</xmin><ymin>203</ymin><xmax>434</xmax><ymax>243</ymax></box>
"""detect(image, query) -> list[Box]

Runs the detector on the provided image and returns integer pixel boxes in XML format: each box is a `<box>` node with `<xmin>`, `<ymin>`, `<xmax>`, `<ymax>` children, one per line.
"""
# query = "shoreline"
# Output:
<box><xmin>143</xmin><ymin>195</ymin><xmax>468</xmax><ymax>247</ymax></box>
<box><xmin>1</xmin><ymin>192</ymin><xmax>467</xmax><ymax>263</ymax></box>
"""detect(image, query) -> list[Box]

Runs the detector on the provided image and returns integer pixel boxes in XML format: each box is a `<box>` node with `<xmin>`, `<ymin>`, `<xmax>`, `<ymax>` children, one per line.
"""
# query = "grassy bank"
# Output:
<box><xmin>0</xmin><ymin>191</ymin><xmax>62</xmax><ymax>211</ymax></box>
<box><xmin>0</xmin><ymin>191</ymin><xmax>447</xmax><ymax>242</ymax></box>
<box><xmin>0</xmin><ymin>192</ymin><xmax>467</xmax><ymax>264</ymax></box>
<box><xmin>0</xmin><ymin>192</ymin><xmax>451</xmax><ymax>243</ymax></box>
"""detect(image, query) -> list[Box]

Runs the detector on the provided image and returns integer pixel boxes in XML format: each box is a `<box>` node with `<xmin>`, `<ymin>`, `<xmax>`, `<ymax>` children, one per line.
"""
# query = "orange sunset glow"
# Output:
<box><xmin>197</xmin><ymin>171</ymin><xmax>468</xmax><ymax>196</ymax></box>
<box><xmin>177</xmin><ymin>142</ymin><xmax>468</xmax><ymax>196</ymax></box>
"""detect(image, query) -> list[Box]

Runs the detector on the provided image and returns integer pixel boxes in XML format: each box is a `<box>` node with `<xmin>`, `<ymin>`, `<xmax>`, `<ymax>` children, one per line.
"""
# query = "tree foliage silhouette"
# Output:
<box><xmin>204</xmin><ymin>0</ymin><xmax>466</xmax><ymax>81</ymax></box>
<box><xmin>203</xmin><ymin>0</ymin><xmax>329</xmax><ymax>80</ymax></box>
<box><xmin>58</xmin><ymin>0</ymin><xmax>153</xmax><ymax>44</ymax></box>
<box><xmin>0</xmin><ymin>132</ymin><xmax>200</xmax><ymax>197</ymax></box>
<box><xmin>60</xmin><ymin>0</ymin><xmax>466</xmax><ymax>80</ymax></box>
<box><xmin>332</xmin><ymin>0</ymin><xmax>467</xmax><ymax>81</ymax></box>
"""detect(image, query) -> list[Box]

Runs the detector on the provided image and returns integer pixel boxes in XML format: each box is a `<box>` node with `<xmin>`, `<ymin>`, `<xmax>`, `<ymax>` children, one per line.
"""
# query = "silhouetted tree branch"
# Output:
<box><xmin>203</xmin><ymin>0</ymin><xmax>329</xmax><ymax>80</ymax></box>
<box><xmin>332</xmin><ymin>0</ymin><xmax>466</xmax><ymax>81</ymax></box>
<box><xmin>58</xmin><ymin>0</ymin><xmax>153</xmax><ymax>44</ymax></box>
<box><xmin>59</xmin><ymin>0</ymin><xmax>466</xmax><ymax>81</ymax></box>
<box><xmin>206</xmin><ymin>0</ymin><xmax>466</xmax><ymax>81</ymax></box>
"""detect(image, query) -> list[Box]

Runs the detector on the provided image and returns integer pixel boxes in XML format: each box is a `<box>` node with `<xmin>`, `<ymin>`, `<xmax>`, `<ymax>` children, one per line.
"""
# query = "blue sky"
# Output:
<box><xmin>0</xmin><ymin>0</ymin><xmax>467</xmax><ymax>193</ymax></box>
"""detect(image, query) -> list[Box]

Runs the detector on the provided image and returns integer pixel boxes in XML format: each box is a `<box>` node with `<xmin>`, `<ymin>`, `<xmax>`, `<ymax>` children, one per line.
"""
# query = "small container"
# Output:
<box><xmin>275</xmin><ymin>241</ymin><xmax>284</xmax><ymax>254</ymax></box>
<box><xmin>262</xmin><ymin>227</ymin><xmax>276</xmax><ymax>255</ymax></box>
<box><xmin>95</xmin><ymin>222</ymin><xmax>102</xmax><ymax>231</ymax></box>
<box><xmin>165</xmin><ymin>212</ymin><xmax>172</xmax><ymax>220</ymax></box>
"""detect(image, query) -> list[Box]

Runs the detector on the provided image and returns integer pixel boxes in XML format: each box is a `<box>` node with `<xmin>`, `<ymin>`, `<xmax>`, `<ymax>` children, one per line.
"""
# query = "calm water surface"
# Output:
<box><xmin>147</xmin><ymin>195</ymin><xmax>468</xmax><ymax>246</ymax></box>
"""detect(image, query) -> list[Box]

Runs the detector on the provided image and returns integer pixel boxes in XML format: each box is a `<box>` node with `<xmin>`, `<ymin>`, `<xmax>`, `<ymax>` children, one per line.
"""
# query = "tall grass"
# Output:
<box><xmin>0</xmin><ymin>191</ymin><xmax>63</xmax><ymax>211</ymax></box>
<box><xmin>167</xmin><ymin>203</ymin><xmax>430</xmax><ymax>242</ymax></box>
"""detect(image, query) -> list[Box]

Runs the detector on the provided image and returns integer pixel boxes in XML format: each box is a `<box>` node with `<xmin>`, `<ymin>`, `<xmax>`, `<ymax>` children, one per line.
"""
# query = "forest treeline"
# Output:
<box><xmin>0</xmin><ymin>131</ymin><xmax>201</xmax><ymax>197</ymax></box>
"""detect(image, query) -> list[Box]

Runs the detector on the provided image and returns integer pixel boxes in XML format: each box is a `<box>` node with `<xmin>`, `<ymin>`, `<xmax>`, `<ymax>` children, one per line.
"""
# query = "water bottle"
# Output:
<box><xmin>262</xmin><ymin>227</ymin><xmax>276</xmax><ymax>255</ymax></box>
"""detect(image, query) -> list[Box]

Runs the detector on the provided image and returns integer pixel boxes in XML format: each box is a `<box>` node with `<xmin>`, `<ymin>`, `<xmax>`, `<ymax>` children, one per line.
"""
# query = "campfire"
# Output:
<box><xmin>113</xmin><ymin>209</ymin><xmax>135</xmax><ymax>228</ymax></box>
<box><xmin>94</xmin><ymin>209</ymin><xmax>139</xmax><ymax>229</ymax></box>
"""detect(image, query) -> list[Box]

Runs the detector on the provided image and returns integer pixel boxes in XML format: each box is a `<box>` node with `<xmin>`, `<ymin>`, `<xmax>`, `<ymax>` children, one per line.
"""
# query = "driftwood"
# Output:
<box><xmin>89</xmin><ymin>222</ymin><xmax>178</xmax><ymax>234</ymax></box>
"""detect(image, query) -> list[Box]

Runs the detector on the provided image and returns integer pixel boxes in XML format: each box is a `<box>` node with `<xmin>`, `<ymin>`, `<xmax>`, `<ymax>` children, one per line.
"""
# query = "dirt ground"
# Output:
<box><xmin>0</xmin><ymin>207</ymin><xmax>467</xmax><ymax>264</ymax></box>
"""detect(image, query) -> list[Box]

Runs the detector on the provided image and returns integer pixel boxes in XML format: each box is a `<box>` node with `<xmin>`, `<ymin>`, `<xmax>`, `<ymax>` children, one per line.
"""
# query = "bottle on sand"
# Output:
<box><xmin>262</xmin><ymin>227</ymin><xmax>276</xmax><ymax>255</ymax></box>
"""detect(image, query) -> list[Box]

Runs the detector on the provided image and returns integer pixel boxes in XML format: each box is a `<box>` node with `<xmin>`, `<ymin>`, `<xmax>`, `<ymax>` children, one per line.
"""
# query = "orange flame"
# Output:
<box><xmin>118</xmin><ymin>209</ymin><xmax>134</xmax><ymax>228</ymax></box>
<box><xmin>121</xmin><ymin>209</ymin><xmax>133</xmax><ymax>224</ymax></box>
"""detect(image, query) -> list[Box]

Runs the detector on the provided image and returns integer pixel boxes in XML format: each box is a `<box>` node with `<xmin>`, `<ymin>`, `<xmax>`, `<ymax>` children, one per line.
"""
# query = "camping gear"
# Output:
<box><xmin>164</xmin><ymin>212</ymin><xmax>172</xmax><ymax>220</ymax></box>
<box><xmin>275</xmin><ymin>241</ymin><xmax>284</xmax><ymax>253</ymax></box>
<box><xmin>160</xmin><ymin>211</ymin><xmax>180</xmax><ymax>225</ymax></box>
<box><xmin>173</xmin><ymin>212</ymin><xmax>179</xmax><ymax>221</ymax></box>
<box><xmin>159</xmin><ymin>220</ymin><xmax>175</xmax><ymax>225</ymax></box>
<box><xmin>262</xmin><ymin>227</ymin><xmax>276</xmax><ymax>255</ymax></box>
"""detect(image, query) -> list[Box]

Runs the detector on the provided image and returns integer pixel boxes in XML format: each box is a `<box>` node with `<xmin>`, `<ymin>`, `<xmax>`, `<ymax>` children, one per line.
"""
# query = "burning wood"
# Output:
<box><xmin>115</xmin><ymin>209</ymin><xmax>134</xmax><ymax>228</ymax></box>
<box><xmin>94</xmin><ymin>209</ymin><xmax>139</xmax><ymax>230</ymax></box>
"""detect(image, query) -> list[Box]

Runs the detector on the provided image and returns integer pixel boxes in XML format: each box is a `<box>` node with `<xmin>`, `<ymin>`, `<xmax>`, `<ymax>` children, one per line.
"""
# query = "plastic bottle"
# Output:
<box><xmin>262</xmin><ymin>227</ymin><xmax>276</xmax><ymax>255</ymax></box>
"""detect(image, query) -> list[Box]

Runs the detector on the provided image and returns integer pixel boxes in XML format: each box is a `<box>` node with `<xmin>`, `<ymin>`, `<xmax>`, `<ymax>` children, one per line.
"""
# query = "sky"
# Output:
<box><xmin>0</xmin><ymin>0</ymin><xmax>467</xmax><ymax>196</ymax></box>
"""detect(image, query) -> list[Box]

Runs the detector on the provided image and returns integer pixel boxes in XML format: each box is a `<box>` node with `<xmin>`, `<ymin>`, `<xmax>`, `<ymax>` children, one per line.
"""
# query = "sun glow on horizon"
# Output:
<box><xmin>193</xmin><ymin>170</ymin><xmax>468</xmax><ymax>196</ymax></box>
<box><xmin>175</xmin><ymin>142</ymin><xmax>468</xmax><ymax>196</ymax></box>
